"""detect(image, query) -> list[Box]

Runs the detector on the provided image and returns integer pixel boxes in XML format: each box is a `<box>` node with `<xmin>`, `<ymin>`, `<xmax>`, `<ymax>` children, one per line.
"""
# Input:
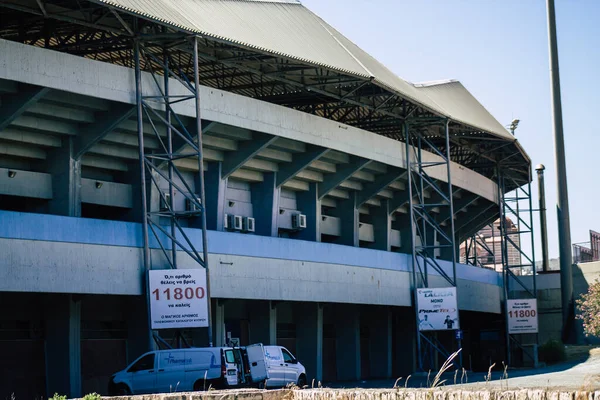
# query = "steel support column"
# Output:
<box><xmin>134</xmin><ymin>32</ymin><xmax>212</xmax><ymax>349</ymax></box>
<box><xmin>406</xmin><ymin>119</ymin><xmax>459</xmax><ymax>372</ymax></box>
<box><xmin>498</xmin><ymin>166</ymin><xmax>537</xmax><ymax>367</ymax></box>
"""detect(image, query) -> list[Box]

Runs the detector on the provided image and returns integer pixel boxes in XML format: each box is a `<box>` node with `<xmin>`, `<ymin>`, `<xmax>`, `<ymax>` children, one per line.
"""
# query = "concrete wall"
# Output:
<box><xmin>72</xmin><ymin>388</ymin><xmax>600</xmax><ymax>400</ymax></box>
<box><xmin>0</xmin><ymin>210</ymin><xmax>502</xmax><ymax>313</ymax></box>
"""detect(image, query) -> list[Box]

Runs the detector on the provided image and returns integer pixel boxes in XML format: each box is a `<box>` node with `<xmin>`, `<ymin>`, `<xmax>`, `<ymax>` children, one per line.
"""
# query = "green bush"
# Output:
<box><xmin>50</xmin><ymin>394</ymin><xmax>67</xmax><ymax>400</ymax></box>
<box><xmin>83</xmin><ymin>393</ymin><xmax>102</xmax><ymax>400</ymax></box>
<box><xmin>538</xmin><ymin>339</ymin><xmax>566</xmax><ymax>364</ymax></box>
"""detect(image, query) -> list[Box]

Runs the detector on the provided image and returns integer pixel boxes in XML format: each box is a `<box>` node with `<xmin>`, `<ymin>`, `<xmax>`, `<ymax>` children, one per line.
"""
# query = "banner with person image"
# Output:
<box><xmin>416</xmin><ymin>287</ymin><xmax>460</xmax><ymax>331</ymax></box>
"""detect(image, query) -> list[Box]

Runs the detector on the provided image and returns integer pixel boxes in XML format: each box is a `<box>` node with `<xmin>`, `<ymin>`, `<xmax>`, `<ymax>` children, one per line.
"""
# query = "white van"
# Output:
<box><xmin>108</xmin><ymin>344</ymin><xmax>268</xmax><ymax>395</ymax></box>
<box><xmin>263</xmin><ymin>346</ymin><xmax>306</xmax><ymax>388</ymax></box>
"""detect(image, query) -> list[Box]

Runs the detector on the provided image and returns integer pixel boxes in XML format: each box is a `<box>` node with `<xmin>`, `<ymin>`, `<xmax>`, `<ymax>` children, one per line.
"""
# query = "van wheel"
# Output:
<box><xmin>297</xmin><ymin>375</ymin><xmax>307</xmax><ymax>389</ymax></box>
<box><xmin>193</xmin><ymin>380</ymin><xmax>207</xmax><ymax>391</ymax></box>
<box><xmin>115</xmin><ymin>384</ymin><xmax>131</xmax><ymax>395</ymax></box>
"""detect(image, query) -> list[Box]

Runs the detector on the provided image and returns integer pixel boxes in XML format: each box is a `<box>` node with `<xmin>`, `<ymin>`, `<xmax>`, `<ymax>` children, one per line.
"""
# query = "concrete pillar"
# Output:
<box><xmin>251</xmin><ymin>172</ymin><xmax>279</xmax><ymax>236</ymax></box>
<box><xmin>45</xmin><ymin>294</ymin><xmax>81</xmax><ymax>398</ymax></box>
<box><xmin>215</xmin><ymin>300</ymin><xmax>226</xmax><ymax>346</ymax></box>
<box><xmin>367</xmin><ymin>307</ymin><xmax>392</xmax><ymax>378</ymax></box>
<box><xmin>249</xmin><ymin>300</ymin><xmax>277</xmax><ymax>345</ymax></box>
<box><xmin>394</xmin><ymin>309</ymin><xmax>417</xmax><ymax>376</ymax></box>
<box><xmin>127</xmin><ymin>296</ymin><xmax>152</xmax><ymax>362</ymax></box>
<box><xmin>335</xmin><ymin>305</ymin><xmax>360</xmax><ymax>381</ymax></box>
<box><xmin>126</xmin><ymin>162</ymin><xmax>154</xmax><ymax>223</ymax></box>
<box><xmin>295</xmin><ymin>182</ymin><xmax>320</xmax><ymax>241</ymax></box>
<box><xmin>332</xmin><ymin>192</ymin><xmax>359</xmax><ymax>247</ymax></box>
<box><xmin>205</xmin><ymin>161</ymin><xmax>227</xmax><ymax>230</ymax></box>
<box><xmin>269</xmin><ymin>302</ymin><xmax>277</xmax><ymax>345</ymax></box>
<box><xmin>47</xmin><ymin>137</ymin><xmax>81</xmax><ymax>217</ymax></box>
<box><xmin>295</xmin><ymin>303</ymin><xmax>323</xmax><ymax>383</ymax></box>
<box><xmin>371</xmin><ymin>199</ymin><xmax>391</xmax><ymax>251</ymax></box>
<box><xmin>393</xmin><ymin>212</ymin><xmax>412</xmax><ymax>254</ymax></box>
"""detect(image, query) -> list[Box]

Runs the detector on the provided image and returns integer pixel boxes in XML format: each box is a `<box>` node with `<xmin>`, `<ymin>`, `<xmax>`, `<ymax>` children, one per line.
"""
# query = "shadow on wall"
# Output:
<box><xmin>573</xmin><ymin>261</ymin><xmax>600</xmax><ymax>345</ymax></box>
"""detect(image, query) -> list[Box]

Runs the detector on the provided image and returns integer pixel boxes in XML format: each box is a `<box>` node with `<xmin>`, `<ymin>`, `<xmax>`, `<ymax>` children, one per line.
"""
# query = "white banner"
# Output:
<box><xmin>507</xmin><ymin>299</ymin><xmax>538</xmax><ymax>334</ymax></box>
<box><xmin>149</xmin><ymin>269</ymin><xmax>209</xmax><ymax>329</ymax></box>
<box><xmin>417</xmin><ymin>287</ymin><xmax>460</xmax><ymax>331</ymax></box>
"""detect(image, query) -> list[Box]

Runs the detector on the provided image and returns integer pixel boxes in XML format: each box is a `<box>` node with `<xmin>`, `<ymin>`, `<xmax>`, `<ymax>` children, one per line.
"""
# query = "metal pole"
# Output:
<box><xmin>192</xmin><ymin>36</ymin><xmax>214</xmax><ymax>347</ymax></box>
<box><xmin>134</xmin><ymin>38</ymin><xmax>154</xmax><ymax>352</ymax></box>
<box><xmin>546</xmin><ymin>0</ymin><xmax>573</xmax><ymax>340</ymax></box>
<box><xmin>497</xmin><ymin>171</ymin><xmax>511</xmax><ymax>366</ymax></box>
<box><xmin>164</xmin><ymin>43</ymin><xmax>177</xmax><ymax>273</ymax></box>
<box><xmin>536</xmin><ymin>164</ymin><xmax>549</xmax><ymax>273</ymax></box>
<box><xmin>405</xmin><ymin>121</ymin><xmax>423</xmax><ymax>372</ymax></box>
<box><xmin>444</xmin><ymin>120</ymin><xmax>458</xmax><ymax>286</ymax></box>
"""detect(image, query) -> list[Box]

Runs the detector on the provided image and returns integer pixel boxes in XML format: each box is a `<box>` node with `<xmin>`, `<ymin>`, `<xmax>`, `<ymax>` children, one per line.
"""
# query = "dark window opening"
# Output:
<box><xmin>81</xmin><ymin>203</ymin><xmax>130</xmax><ymax>221</ymax></box>
<box><xmin>0</xmin><ymin>195</ymin><xmax>48</xmax><ymax>214</ymax></box>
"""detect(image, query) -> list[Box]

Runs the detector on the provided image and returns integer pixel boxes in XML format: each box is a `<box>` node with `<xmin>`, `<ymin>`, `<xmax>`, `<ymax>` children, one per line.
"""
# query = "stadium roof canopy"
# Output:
<box><xmin>0</xmin><ymin>0</ymin><xmax>531</xmax><ymax>186</ymax></box>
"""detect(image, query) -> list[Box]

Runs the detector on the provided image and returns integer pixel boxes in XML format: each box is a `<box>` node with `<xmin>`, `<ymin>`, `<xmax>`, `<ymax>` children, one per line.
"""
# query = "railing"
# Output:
<box><xmin>573</xmin><ymin>242</ymin><xmax>599</xmax><ymax>264</ymax></box>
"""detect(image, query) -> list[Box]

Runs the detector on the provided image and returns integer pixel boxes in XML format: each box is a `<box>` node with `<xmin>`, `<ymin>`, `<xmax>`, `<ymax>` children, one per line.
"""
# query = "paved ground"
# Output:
<box><xmin>324</xmin><ymin>353</ymin><xmax>600</xmax><ymax>390</ymax></box>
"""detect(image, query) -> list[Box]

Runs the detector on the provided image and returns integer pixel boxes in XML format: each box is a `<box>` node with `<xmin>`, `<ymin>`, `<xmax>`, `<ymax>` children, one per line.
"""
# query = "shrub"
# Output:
<box><xmin>538</xmin><ymin>339</ymin><xmax>566</xmax><ymax>364</ymax></box>
<box><xmin>83</xmin><ymin>393</ymin><xmax>102</xmax><ymax>400</ymax></box>
<box><xmin>576</xmin><ymin>279</ymin><xmax>600</xmax><ymax>337</ymax></box>
<box><xmin>50</xmin><ymin>394</ymin><xmax>67</xmax><ymax>400</ymax></box>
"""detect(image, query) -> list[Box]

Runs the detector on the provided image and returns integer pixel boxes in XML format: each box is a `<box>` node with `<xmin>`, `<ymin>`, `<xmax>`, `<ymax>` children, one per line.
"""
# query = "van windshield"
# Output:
<box><xmin>224</xmin><ymin>350</ymin><xmax>235</xmax><ymax>364</ymax></box>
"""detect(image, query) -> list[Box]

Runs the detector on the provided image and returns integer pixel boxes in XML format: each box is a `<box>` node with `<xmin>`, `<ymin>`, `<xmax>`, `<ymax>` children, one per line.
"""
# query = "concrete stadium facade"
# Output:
<box><xmin>0</xmin><ymin>2</ymin><xmax>529</xmax><ymax>398</ymax></box>
<box><xmin>0</xmin><ymin>38</ymin><xmax>507</xmax><ymax>398</ymax></box>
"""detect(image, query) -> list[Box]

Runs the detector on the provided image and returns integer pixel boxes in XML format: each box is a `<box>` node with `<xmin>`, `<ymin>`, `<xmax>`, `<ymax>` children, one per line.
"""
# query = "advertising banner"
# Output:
<box><xmin>416</xmin><ymin>287</ymin><xmax>459</xmax><ymax>331</ymax></box>
<box><xmin>149</xmin><ymin>269</ymin><xmax>209</xmax><ymax>329</ymax></box>
<box><xmin>507</xmin><ymin>299</ymin><xmax>538</xmax><ymax>334</ymax></box>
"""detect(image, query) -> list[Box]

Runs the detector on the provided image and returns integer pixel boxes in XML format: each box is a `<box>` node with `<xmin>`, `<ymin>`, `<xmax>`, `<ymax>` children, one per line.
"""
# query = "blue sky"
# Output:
<box><xmin>302</xmin><ymin>0</ymin><xmax>600</xmax><ymax>259</ymax></box>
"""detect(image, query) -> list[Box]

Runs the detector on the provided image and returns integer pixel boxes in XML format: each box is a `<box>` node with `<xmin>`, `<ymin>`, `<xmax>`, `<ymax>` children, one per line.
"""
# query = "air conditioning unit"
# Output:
<box><xmin>224</xmin><ymin>213</ymin><xmax>229</xmax><ymax>229</ymax></box>
<box><xmin>159</xmin><ymin>192</ymin><xmax>171</xmax><ymax>212</ymax></box>
<box><xmin>227</xmin><ymin>214</ymin><xmax>243</xmax><ymax>231</ymax></box>
<box><xmin>292</xmin><ymin>213</ymin><xmax>307</xmax><ymax>229</ymax></box>
<box><xmin>185</xmin><ymin>196</ymin><xmax>202</xmax><ymax>213</ymax></box>
<box><xmin>243</xmin><ymin>217</ymin><xmax>255</xmax><ymax>233</ymax></box>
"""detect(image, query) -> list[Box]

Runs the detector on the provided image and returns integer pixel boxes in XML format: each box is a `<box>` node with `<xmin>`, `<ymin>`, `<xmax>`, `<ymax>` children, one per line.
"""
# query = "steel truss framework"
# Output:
<box><xmin>463</xmin><ymin>226</ymin><xmax>496</xmax><ymax>268</ymax></box>
<box><xmin>0</xmin><ymin>0</ymin><xmax>530</xmax><ymax>184</ymax></box>
<box><xmin>405</xmin><ymin>118</ymin><xmax>459</xmax><ymax>372</ymax></box>
<box><xmin>134</xmin><ymin>32</ymin><xmax>213</xmax><ymax>348</ymax></box>
<box><xmin>498</xmin><ymin>169</ymin><xmax>537</xmax><ymax>366</ymax></box>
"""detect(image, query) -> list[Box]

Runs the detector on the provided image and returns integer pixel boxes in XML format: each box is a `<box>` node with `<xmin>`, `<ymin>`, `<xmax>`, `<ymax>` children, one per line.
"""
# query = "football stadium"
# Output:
<box><xmin>0</xmin><ymin>0</ymin><xmax>537</xmax><ymax>397</ymax></box>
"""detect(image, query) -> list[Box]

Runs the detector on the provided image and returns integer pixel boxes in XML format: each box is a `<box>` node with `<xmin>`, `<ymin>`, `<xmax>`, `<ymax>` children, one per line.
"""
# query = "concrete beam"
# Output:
<box><xmin>331</xmin><ymin>191</ymin><xmax>359</xmax><ymax>247</ymax></box>
<box><xmin>222</xmin><ymin>132</ymin><xmax>277</xmax><ymax>180</ymax></box>
<box><xmin>0</xmin><ymin>84</ymin><xmax>50</xmax><ymax>132</ymax></box>
<box><xmin>205</xmin><ymin>161</ymin><xmax>227</xmax><ymax>231</ymax></box>
<box><xmin>370</xmin><ymin>199</ymin><xmax>391</xmax><ymax>251</ymax></box>
<box><xmin>251</xmin><ymin>172</ymin><xmax>280</xmax><ymax>237</ymax></box>
<box><xmin>294</xmin><ymin>182</ymin><xmax>320</xmax><ymax>242</ymax></box>
<box><xmin>388</xmin><ymin>190</ymin><xmax>410</xmax><ymax>215</ymax></box>
<box><xmin>356</xmin><ymin>168</ymin><xmax>405</xmax><ymax>207</ymax></box>
<box><xmin>47</xmin><ymin>137</ymin><xmax>81</xmax><ymax>217</ymax></box>
<box><xmin>73</xmin><ymin>104</ymin><xmax>136</xmax><ymax>160</ymax></box>
<box><xmin>276</xmin><ymin>145</ymin><xmax>330</xmax><ymax>188</ymax></box>
<box><xmin>458</xmin><ymin>206</ymin><xmax>500</xmax><ymax>244</ymax></box>
<box><xmin>318</xmin><ymin>157</ymin><xmax>371</xmax><ymax>200</ymax></box>
<box><xmin>454</xmin><ymin>202</ymin><xmax>494</xmax><ymax>233</ymax></box>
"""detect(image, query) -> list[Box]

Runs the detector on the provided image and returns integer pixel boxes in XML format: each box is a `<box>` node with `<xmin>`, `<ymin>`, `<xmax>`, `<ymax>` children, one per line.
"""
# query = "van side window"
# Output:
<box><xmin>282</xmin><ymin>349</ymin><xmax>294</xmax><ymax>363</ymax></box>
<box><xmin>225</xmin><ymin>350</ymin><xmax>235</xmax><ymax>364</ymax></box>
<box><xmin>128</xmin><ymin>354</ymin><xmax>155</xmax><ymax>372</ymax></box>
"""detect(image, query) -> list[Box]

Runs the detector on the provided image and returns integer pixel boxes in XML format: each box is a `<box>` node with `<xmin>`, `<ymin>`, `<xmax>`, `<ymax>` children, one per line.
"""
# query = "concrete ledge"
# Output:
<box><xmin>83</xmin><ymin>389</ymin><xmax>600</xmax><ymax>400</ymax></box>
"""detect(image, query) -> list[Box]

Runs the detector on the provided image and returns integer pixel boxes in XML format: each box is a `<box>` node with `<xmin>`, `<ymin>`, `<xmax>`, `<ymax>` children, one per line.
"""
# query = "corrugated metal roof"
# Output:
<box><xmin>413</xmin><ymin>80</ymin><xmax>515</xmax><ymax>141</ymax></box>
<box><xmin>94</xmin><ymin>0</ymin><xmax>516</xmax><ymax>142</ymax></box>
